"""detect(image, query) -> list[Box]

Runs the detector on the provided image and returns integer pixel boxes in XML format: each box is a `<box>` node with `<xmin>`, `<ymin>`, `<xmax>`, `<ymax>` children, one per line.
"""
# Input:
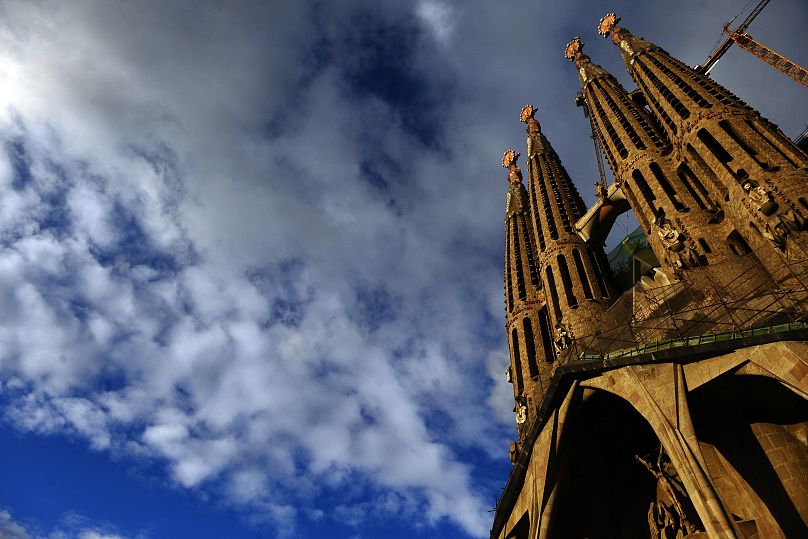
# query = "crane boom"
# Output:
<box><xmin>698</xmin><ymin>0</ymin><xmax>770</xmax><ymax>74</ymax></box>
<box><xmin>731</xmin><ymin>32</ymin><xmax>808</xmax><ymax>88</ymax></box>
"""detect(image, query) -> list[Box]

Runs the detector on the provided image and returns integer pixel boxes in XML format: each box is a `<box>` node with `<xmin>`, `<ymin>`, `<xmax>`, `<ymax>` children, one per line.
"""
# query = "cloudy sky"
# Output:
<box><xmin>0</xmin><ymin>1</ymin><xmax>805</xmax><ymax>538</ymax></box>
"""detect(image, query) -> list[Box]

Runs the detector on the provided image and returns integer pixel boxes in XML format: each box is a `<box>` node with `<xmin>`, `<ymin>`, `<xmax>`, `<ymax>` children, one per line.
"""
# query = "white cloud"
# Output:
<box><xmin>1</xmin><ymin>0</ymin><xmax>802</xmax><ymax>538</ymax></box>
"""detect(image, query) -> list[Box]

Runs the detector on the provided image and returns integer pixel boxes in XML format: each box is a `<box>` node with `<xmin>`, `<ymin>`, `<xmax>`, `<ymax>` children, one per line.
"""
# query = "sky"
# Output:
<box><xmin>0</xmin><ymin>1</ymin><xmax>805</xmax><ymax>538</ymax></box>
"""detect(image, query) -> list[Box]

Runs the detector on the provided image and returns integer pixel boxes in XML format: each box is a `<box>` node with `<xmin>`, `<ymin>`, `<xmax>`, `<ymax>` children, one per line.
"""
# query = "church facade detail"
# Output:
<box><xmin>492</xmin><ymin>13</ymin><xmax>808</xmax><ymax>539</ymax></box>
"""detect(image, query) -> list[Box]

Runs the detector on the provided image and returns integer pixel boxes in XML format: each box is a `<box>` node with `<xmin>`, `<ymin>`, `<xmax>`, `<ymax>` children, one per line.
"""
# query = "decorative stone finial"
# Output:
<box><xmin>502</xmin><ymin>149</ymin><xmax>519</xmax><ymax>169</ymax></box>
<box><xmin>564</xmin><ymin>37</ymin><xmax>583</xmax><ymax>62</ymax></box>
<box><xmin>502</xmin><ymin>149</ymin><xmax>523</xmax><ymax>187</ymax></box>
<box><xmin>598</xmin><ymin>12</ymin><xmax>621</xmax><ymax>37</ymax></box>
<box><xmin>519</xmin><ymin>104</ymin><xmax>538</xmax><ymax>124</ymax></box>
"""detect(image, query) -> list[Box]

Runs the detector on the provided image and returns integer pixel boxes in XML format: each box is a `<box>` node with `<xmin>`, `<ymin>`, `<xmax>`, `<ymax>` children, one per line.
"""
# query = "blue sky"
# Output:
<box><xmin>0</xmin><ymin>1</ymin><xmax>805</xmax><ymax>538</ymax></box>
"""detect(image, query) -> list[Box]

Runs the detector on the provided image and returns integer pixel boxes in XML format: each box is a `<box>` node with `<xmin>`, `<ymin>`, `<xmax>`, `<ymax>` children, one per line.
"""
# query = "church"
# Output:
<box><xmin>491</xmin><ymin>12</ymin><xmax>808</xmax><ymax>539</ymax></box>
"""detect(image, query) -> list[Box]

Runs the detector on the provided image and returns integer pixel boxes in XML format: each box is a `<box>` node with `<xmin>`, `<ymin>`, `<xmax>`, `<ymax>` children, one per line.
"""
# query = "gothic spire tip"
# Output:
<box><xmin>598</xmin><ymin>12</ymin><xmax>620</xmax><ymax>37</ymax></box>
<box><xmin>519</xmin><ymin>104</ymin><xmax>538</xmax><ymax>124</ymax></box>
<box><xmin>564</xmin><ymin>37</ymin><xmax>583</xmax><ymax>61</ymax></box>
<box><xmin>502</xmin><ymin>149</ymin><xmax>520</xmax><ymax>169</ymax></box>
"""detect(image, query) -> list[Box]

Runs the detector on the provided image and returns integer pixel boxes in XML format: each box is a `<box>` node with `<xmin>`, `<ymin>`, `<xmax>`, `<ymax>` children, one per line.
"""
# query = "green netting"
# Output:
<box><xmin>607</xmin><ymin>226</ymin><xmax>661</xmax><ymax>290</ymax></box>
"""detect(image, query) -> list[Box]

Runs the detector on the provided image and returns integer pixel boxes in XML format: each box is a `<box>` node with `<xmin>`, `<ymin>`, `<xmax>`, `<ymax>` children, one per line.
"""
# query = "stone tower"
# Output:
<box><xmin>564</xmin><ymin>37</ymin><xmax>741</xmax><ymax>276</ymax></box>
<box><xmin>598</xmin><ymin>13</ymin><xmax>808</xmax><ymax>279</ymax></box>
<box><xmin>490</xmin><ymin>12</ymin><xmax>808</xmax><ymax>539</ymax></box>
<box><xmin>501</xmin><ymin>149</ymin><xmax>552</xmax><ymax>440</ymax></box>
<box><xmin>519</xmin><ymin>105</ymin><xmax>615</xmax><ymax>335</ymax></box>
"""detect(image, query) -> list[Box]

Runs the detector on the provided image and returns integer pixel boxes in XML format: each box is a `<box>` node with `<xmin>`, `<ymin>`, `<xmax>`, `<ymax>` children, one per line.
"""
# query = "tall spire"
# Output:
<box><xmin>564</xmin><ymin>36</ymin><xmax>741</xmax><ymax>274</ymax></box>
<box><xmin>519</xmin><ymin>105</ymin><xmax>615</xmax><ymax>345</ymax></box>
<box><xmin>599</xmin><ymin>13</ymin><xmax>808</xmax><ymax>277</ymax></box>
<box><xmin>501</xmin><ymin>149</ymin><xmax>552</xmax><ymax>439</ymax></box>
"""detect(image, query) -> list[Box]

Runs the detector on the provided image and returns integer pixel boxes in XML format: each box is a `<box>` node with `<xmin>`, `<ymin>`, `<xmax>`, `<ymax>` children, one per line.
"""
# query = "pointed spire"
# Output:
<box><xmin>597</xmin><ymin>12</ymin><xmax>654</xmax><ymax>71</ymax></box>
<box><xmin>502</xmin><ymin>149</ymin><xmax>529</xmax><ymax>216</ymax></box>
<box><xmin>564</xmin><ymin>36</ymin><xmax>608</xmax><ymax>86</ymax></box>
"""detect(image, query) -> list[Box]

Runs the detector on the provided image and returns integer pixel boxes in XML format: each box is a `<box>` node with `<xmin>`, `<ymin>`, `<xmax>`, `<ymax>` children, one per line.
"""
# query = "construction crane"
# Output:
<box><xmin>696</xmin><ymin>0</ymin><xmax>808</xmax><ymax>89</ymax></box>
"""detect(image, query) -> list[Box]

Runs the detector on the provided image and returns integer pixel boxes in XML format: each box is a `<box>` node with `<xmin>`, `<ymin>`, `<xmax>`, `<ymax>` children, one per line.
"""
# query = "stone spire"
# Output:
<box><xmin>564</xmin><ymin>37</ymin><xmax>740</xmax><ymax>274</ymax></box>
<box><xmin>599</xmin><ymin>13</ymin><xmax>808</xmax><ymax>277</ymax></box>
<box><xmin>518</xmin><ymin>106</ymin><xmax>615</xmax><ymax>348</ymax></box>
<box><xmin>501</xmin><ymin>149</ymin><xmax>553</xmax><ymax>438</ymax></box>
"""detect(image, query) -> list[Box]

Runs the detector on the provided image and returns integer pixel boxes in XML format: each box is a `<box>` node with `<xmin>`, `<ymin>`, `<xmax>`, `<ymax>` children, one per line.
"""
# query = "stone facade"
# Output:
<box><xmin>492</xmin><ymin>13</ymin><xmax>808</xmax><ymax>539</ymax></box>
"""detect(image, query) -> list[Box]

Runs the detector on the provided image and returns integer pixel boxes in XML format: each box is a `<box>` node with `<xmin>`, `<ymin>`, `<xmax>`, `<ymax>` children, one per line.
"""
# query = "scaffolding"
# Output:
<box><xmin>556</xmin><ymin>255</ymin><xmax>808</xmax><ymax>363</ymax></box>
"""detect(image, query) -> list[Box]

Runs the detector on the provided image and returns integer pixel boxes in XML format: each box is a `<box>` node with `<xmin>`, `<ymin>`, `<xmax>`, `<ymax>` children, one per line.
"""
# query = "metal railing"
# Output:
<box><xmin>558</xmin><ymin>255</ymin><xmax>808</xmax><ymax>364</ymax></box>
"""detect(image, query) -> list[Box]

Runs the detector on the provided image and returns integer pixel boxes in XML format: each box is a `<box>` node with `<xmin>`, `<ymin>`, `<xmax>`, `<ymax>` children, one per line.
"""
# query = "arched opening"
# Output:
<box><xmin>689</xmin><ymin>374</ymin><xmax>808</xmax><ymax>537</ymax></box>
<box><xmin>557</xmin><ymin>254</ymin><xmax>578</xmax><ymax>308</ymax></box>
<box><xmin>523</xmin><ymin>318</ymin><xmax>539</xmax><ymax>379</ymax></box>
<box><xmin>548</xmin><ymin>390</ymin><xmax>666</xmax><ymax>537</ymax></box>
<box><xmin>510</xmin><ymin>327</ymin><xmax>524</xmax><ymax>392</ymax></box>
<box><xmin>538</xmin><ymin>307</ymin><xmax>555</xmax><ymax>364</ymax></box>
<box><xmin>572</xmin><ymin>249</ymin><xmax>593</xmax><ymax>300</ymax></box>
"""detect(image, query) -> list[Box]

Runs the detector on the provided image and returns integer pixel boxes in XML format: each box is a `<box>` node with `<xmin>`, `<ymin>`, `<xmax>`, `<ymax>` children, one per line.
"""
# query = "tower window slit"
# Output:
<box><xmin>647</xmin><ymin>54</ymin><xmax>711</xmax><ymax>109</ymax></box>
<box><xmin>615</xmin><ymin>85</ymin><xmax>666</xmax><ymax>149</ymax></box>
<box><xmin>529</xmin><ymin>180</ymin><xmax>547</xmax><ymax>252</ymax></box>
<box><xmin>523</xmin><ymin>318</ymin><xmax>539</xmax><ymax>379</ymax></box>
<box><xmin>591</xmin><ymin>109</ymin><xmax>619</xmax><ymax>171</ymax></box>
<box><xmin>505</xmin><ymin>228</ymin><xmax>514</xmax><ymax>310</ymax></box>
<box><xmin>697</xmin><ymin>129</ymin><xmax>736</xmax><ymax>180</ymax></box>
<box><xmin>513</xmin><ymin>220</ymin><xmax>527</xmax><ymax>300</ymax></box>
<box><xmin>685</xmin><ymin>143</ymin><xmax>726</xmax><ymax>195</ymax></box>
<box><xmin>590</xmin><ymin>86</ymin><xmax>629</xmax><ymax>158</ymax></box>
<box><xmin>677</xmin><ymin>162</ymin><xmax>711</xmax><ymax>210</ymax></box>
<box><xmin>649</xmin><ymin>162</ymin><xmax>687</xmax><ymax>211</ymax></box>
<box><xmin>521</xmin><ymin>214</ymin><xmax>540</xmax><ymax>286</ymax></box>
<box><xmin>745</xmin><ymin>120</ymin><xmax>800</xmax><ymax>168</ymax></box>
<box><xmin>538</xmin><ymin>159</ymin><xmax>559</xmax><ymax>240</ymax></box>
<box><xmin>726</xmin><ymin>230</ymin><xmax>752</xmax><ymax>255</ymax></box>
<box><xmin>587</xmin><ymin>248</ymin><xmax>610</xmax><ymax>298</ymax></box>
<box><xmin>538</xmin><ymin>307</ymin><xmax>555</xmax><ymax>363</ymax></box>
<box><xmin>698</xmin><ymin>238</ymin><xmax>712</xmax><ymax>253</ymax></box>
<box><xmin>597</xmin><ymin>80</ymin><xmax>646</xmax><ymax>151</ymax></box>
<box><xmin>631</xmin><ymin>169</ymin><xmax>657</xmax><ymax>210</ymax></box>
<box><xmin>635</xmin><ymin>70</ymin><xmax>677</xmax><ymax>134</ymax></box>
<box><xmin>719</xmin><ymin>120</ymin><xmax>768</xmax><ymax>170</ymax></box>
<box><xmin>636</xmin><ymin>62</ymin><xmax>689</xmax><ymax>120</ymax></box>
<box><xmin>545</xmin><ymin>266</ymin><xmax>562</xmax><ymax>322</ymax></box>
<box><xmin>572</xmin><ymin>249</ymin><xmax>593</xmax><ymax>299</ymax></box>
<box><xmin>511</xmin><ymin>327</ymin><xmax>524</xmax><ymax>392</ymax></box>
<box><xmin>556</xmin><ymin>254</ymin><xmax>578</xmax><ymax>308</ymax></box>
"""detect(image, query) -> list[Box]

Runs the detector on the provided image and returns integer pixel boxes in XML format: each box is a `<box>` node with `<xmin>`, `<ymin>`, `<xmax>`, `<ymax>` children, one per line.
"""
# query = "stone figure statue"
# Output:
<box><xmin>743</xmin><ymin>180</ymin><xmax>804</xmax><ymax>249</ymax></box>
<box><xmin>636</xmin><ymin>447</ymin><xmax>701</xmax><ymax>538</ymax></box>
<box><xmin>654</xmin><ymin>213</ymin><xmax>700</xmax><ymax>270</ymax></box>
<box><xmin>520</xmin><ymin>105</ymin><xmax>542</xmax><ymax>160</ymax></box>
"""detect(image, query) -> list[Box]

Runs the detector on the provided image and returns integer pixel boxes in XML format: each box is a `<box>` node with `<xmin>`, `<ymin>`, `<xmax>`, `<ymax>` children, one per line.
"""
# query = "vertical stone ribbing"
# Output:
<box><xmin>502</xmin><ymin>150</ymin><xmax>554</xmax><ymax>437</ymax></box>
<box><xmin>599</xmin><ymin>14</ymin><xmax>808</xmax><ymax>276</ymax></box>
<box><xmin>519</xmin><ymin>106</ymin><xmax>615</xmax><ymax>346</ymax></box>
<box><xmin>565</xmin><ymin>37</ymin><xmax>741</xmax><ymax>274</ymax></box>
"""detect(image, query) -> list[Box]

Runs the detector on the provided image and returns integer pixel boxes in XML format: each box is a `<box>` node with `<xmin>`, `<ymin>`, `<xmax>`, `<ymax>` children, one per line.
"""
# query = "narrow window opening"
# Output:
<box><xmin>587</xmin><ymin>249</ymin><xmax>610</xmax><ymax>298</ymax></box>
<box><xmin>631</xmin><ymin>169</ymin><xmax>657</xmax><ymax>211</ymax></box>
<box><xmin>698</xmin><ymin>238</ymin><xmax>712</xmax><ymax>253</ymax></box>
<box><xmin>505</xmin><ymin>226</ymin><xmax>514</xmax><ymax>310</ymax></box>
<box><xmin>676</xmin><ymin>162</ymin><xmax>711</xmax><ymax>210</ymax></box>
<box><xmin>523</xmin><ymin>318</ymin><xmax>539</xmax><ymax>379</ymax></box>
<box><xmin>719</xmin><ymin>120</ymin><xmax>768</xmax><ymax>170</ymax></box>
<box><xmin>511</xmin><ymin>328</ymin><xmax>524</xmax><ymax>392</ymax></box>
<box><xmin>726</xmin><ymin>230</ymin><xmax>752</xmax><ymax>255</ymax></box>
<box><xmin>649</xmin><ymin>162</ymin><xmax>686</xmax><ymax>211</ymax></box>
<box><xmin>538</xmin><ymin>307</ymin><xmax>555</xmax><ymax>364</ymax></box>
<box><xmin>746</xmin><ymin>119</ymin><xmax>800</xmax><ymax>168</ymax></box>
<box><xmin>513</xmin><ymin>221</ymin><xmax>527</xmax><ymax>300</ymax></box>
<box><xmin>545</xmin><ymin>266</ymin><xmax>562</xmax><ymax>322</ymax></box>
<box><xmin>572</xmin><ymin>249</ymin><xmax>593</xmax><ymax>299</ymax></box>
<box><xmin>697</xmin><ymin>129</ymin><xmax>732</xmax><ymax>164</ymax></box>
<box><xmin>557</xmin><ymin>254</ymin><xmax>578</xmax><ymax>308</ymax></box>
